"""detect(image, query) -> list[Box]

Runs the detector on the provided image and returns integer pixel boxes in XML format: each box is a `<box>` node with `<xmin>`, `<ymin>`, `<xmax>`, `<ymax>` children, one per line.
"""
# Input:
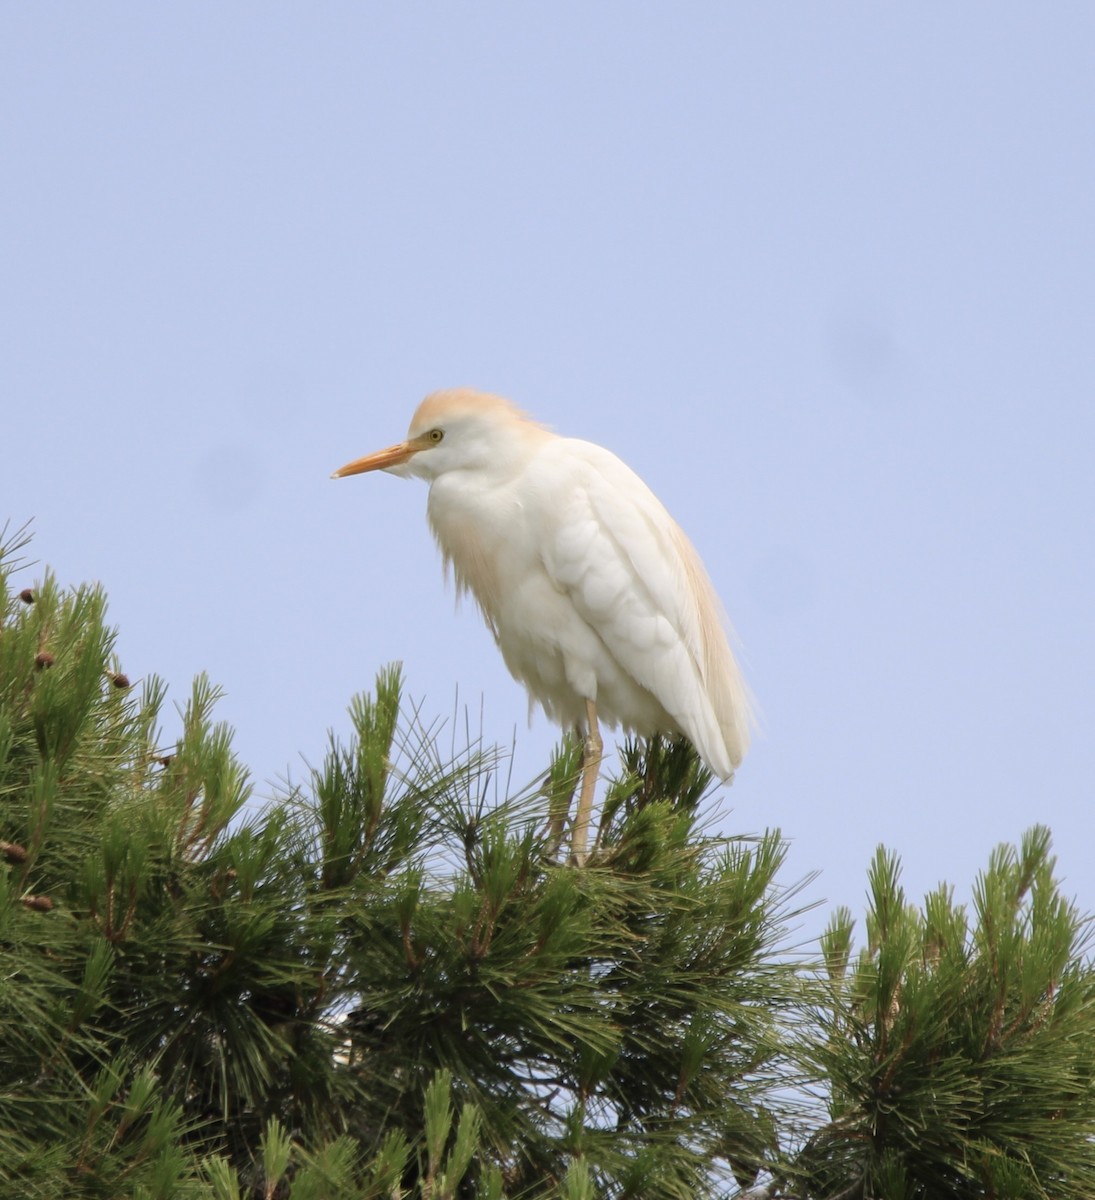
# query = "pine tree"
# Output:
<box><xmin>2</xmin><ymin>525</ymin><xmax>1095</xmax><ymax>1200</ymax></box>
<box><xmin>0</xmin><ymin>528</ymin><xmax>802</xmax><ymax>1198</ymax></box>
<box><xmin>786</xmin><ymin>831</ymin><xmax>1095</xmax><ymax>1199</ymax></box>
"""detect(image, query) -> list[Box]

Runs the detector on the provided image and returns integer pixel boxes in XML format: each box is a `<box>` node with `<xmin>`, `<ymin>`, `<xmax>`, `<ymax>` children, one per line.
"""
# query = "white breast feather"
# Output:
<box><xmin>424</xmin><ymin>430</ymin><xmax>751</xmax><ymax>780</ymax></box>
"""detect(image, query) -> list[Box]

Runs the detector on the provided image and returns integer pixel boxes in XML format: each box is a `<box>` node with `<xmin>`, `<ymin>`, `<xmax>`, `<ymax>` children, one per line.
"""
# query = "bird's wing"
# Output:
<box><xmin>533</xmin><ymin>438</ymin><xmax>750</xmax><ymax>777</ymax></box>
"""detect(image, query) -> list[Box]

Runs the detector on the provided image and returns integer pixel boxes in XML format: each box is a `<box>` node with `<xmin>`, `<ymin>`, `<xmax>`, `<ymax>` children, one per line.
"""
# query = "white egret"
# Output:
<box><xmin>332</xmin><ymin>389</ymin><xmax>752</xmax><ymax>861</ymax></box>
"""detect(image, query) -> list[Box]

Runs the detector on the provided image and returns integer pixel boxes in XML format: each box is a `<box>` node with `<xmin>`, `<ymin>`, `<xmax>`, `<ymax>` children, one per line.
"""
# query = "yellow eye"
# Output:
<box><xmin>428</xmin><ymin>428</ymin><xmax>444</xmax><ymax>443</ymax></box>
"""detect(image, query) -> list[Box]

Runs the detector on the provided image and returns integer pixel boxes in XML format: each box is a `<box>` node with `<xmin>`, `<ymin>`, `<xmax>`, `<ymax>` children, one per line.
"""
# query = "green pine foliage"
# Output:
<box><xmin>796</xmin><ymin>831</ymin><xmax>1095</xmax><ymax>1198</ymax></box>
<box><xmin>2</xmin><ymin>525</ymin><xmax>1095</xmax><ymax>1200</ymax></box>
<box><xmin>0</xmin><ymin>530</ymin><xmax>801</xmax><ymax>1198</ymax></box>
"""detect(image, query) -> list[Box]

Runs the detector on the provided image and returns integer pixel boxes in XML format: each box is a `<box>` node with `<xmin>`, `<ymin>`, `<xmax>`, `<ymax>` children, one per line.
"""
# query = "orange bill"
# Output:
<box><xmin>331</xmin><ymin>441</ymin><xmax>416</xmax><ymax>478</ymax></box>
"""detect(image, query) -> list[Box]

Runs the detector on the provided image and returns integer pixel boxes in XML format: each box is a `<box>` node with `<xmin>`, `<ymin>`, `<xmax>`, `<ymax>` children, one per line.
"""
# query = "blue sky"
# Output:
<box><xmin>3</xmin><ymin>5</ymin><xmax>1093</xmax><ymax>938</ymax></box>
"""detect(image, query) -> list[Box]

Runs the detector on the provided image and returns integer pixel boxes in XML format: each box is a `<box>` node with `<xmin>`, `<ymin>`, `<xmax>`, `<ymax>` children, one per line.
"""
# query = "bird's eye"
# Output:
<box><xmin>428</xmin><ymin>429</ymin><xmax>444</xmax><ymax>443</ymax></box>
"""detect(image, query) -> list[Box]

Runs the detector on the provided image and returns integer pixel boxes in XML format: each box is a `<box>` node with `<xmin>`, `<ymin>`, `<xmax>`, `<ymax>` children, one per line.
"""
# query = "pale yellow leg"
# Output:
<box><xmin>571</xmin><ymin>698</ymin><xmax>603</xmax><ymax>865</ymax></box>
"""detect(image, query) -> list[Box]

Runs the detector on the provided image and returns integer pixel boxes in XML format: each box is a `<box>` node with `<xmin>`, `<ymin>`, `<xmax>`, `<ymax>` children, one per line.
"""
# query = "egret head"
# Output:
<box><xmin>332</xmin><ymin>388</ymin><xmax>546</xmax><ymax>483</ymax></box>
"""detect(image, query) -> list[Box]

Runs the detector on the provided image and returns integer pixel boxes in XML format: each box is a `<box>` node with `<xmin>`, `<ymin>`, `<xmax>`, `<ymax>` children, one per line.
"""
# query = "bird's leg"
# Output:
<box><xmin>571</xmin><ymin>698</ymin><xmax>603</xmax><ymax>865</ymax></box>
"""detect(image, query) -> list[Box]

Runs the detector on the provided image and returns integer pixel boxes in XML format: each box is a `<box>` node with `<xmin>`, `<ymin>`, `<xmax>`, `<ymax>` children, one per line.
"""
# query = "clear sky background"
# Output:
<box><xmin>3</xmin><ymin>6</ymin><xmax>1093</xmax><ymax>941</ymax></box>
